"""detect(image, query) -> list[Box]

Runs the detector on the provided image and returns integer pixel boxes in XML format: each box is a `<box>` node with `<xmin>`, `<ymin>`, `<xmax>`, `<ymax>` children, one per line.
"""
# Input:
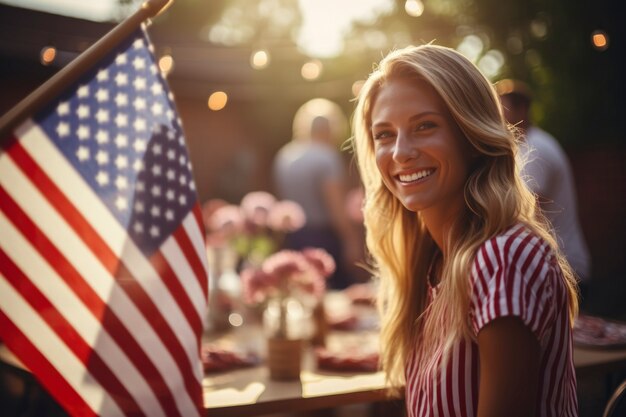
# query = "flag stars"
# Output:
<box><xmin>115</xmin><ymin>93</ymin><xmax>128</xmax><ymax>107</ymax></box>
<box><xmin>95</xmin><ymin>108</ymin><xmax>109</xmax><ymax>124</ymax></box>
<box><xmin>133</xmin><ymin>57</ymin><xmax>146</xmax><ymax>70</ymax></box>
<box><xmin>179</xmin><ymin>195</ymin><xmax>187</xmax><ymax>205</ymax></box>
<box><xmin>151</xmin><ymin>185</ymin><xmax>161</xmax><ymax>197</ymax></box>
<box><xmin>151</xmin><ymin>83</ymin><xmax>163</xmax><ymax>95</ymax></box>
<box><xmin>115</xmin><ymin>53</ymin><xmax>127</xmax><ymax>65</ymax></box>
<box><xmin>151</xmin><ymin>164</ymin><xmax>162</xmax><ymax>176</ymax></box>
<box><xmin>115</xmin><ymin>155</ymin><xmax>128</xmax><ymax>169</ymax></box>
<box><xmin>166</xmin><ymin>189</ymin><xmax>175</xmax><ymax>201</ymax></box>
<box><xmin>133</xmin><ymin>38</ymin><xmax>144</xmax><ymax>49</ymax></box>
<box><xmin>167</xmin><ymin>149</ymin><xmax>176</xmax><ymax>160</ymax></box>
<box><xmin>96</xmin><ymin>68</ymin><xmax>108</xmax><ymax>82</ymax></box>
<box><xmin>77</xmin><ymin>85</ymin><xmax>89</xmax><ymax>98</ymax></box>
<box><xmin>166</xmin><ymin>130</ymin><xmax>176</xmax><ymax>141</ymax></box>
<box><xmin>179</xmin><ymin>155</ymin><xmax>186</xmax><ymax>165</ymax></box>
<box><xmin>133</xmin><ymin>117</ymin><xmax>147</xmax><ymax>132</ymax></box>
<box><xmin>76</xmin><ymin>146</ymin><xmax>90</xmax><ymax>161</ymax></box>
<box><xmin>134</xmin><ymin>201</ymin><xmax>145</xmax><ymax>213</ymax></box>
<box><xmin>150</xmin><ymin>205</ymin><xmax>161</xmax><ymax>217</ymax></box>
<box><xmin>152</xmin><ymin>143</ymin><xmax>162</xmax><ymax>155</ymax></box>
<box><xmin>133</xmin><ymin>222</ymin><xmax>144</xmax><ymax>234</ymax></box>
<box><xmin>133</xmin><ymin>97</ymin><xmax>146</xmax><ymax>111</ymax></box>
<box><xmin>96</xmin><ymin>130</ymin><xmax>109</xmax><ymax>144</ymax></box>
<box><xmin>76</xmin><ymin>125</ymin><xmax>90</xmax><ymax>140</ymax></box>
<box><xmin>115</xmin><ymin>196</ymin><xmax>128</xmax><ymax>211</ymax></box>
<box><xmin>115</xmin><ymin>113</ymin><xmax>128</xmax><ymax>128</ymax></box>
<box><xmin>151</xmin><ymin>102</ymin><xmax>163</xmax><ymax>116</ymax></box>
<box><xmin>149</xmin><ymin>225</ymin><xmax>160</xmax><ymax>238</ymax></box>
<box><xmin>115</xmin><ymin>72</ymin><xmax>128</xmax><ymax>86</ymax></box>
<box><xmin>166</xmin><ymin>109</ymin><xmax>174</xmax><ymax>120</ymax></box>
<box><xmin>136</xmin><ymin>181</ymin><xmax>145</xmax><ymax>192</ymax></box>
<box><xmin>133</xmin><ymin>76</ymin><xmax>147</xmax><ymax>91</ymax></box>
<box><xmin>95</xmin><ymin>171</ymin><xmax>109</xmax><ymax>186</ymax></box>
<box><xmin>57</xmin><ymin>101</ymin><xmax>70</xmax><ymax>116</ymax></box>
<box><xmin>133</xmin><ymin>159</ymin><xmax>144</xmax><ymax>172</ymax></box>
<box><xmin>115</xmin><ymin>133</ymin><xmax>128</xmax><ymax>148</ymax></box>
<box><xmin>179</xmin><ymin>174</ymin><xmax>187</xmax><ymax>185</ymax></box>
<box><xmin>115</xmin><ymin>175</ymin><xmax>128</xmax><ymax>190</ymax></box>
<box><xmin>134</xmin><ymin>139</ymin><xmax>146</xmax><ymax>152</ymax></box>
<box><xmin>56</xmin><ymin>122</ymin><xmax>70</xmax><ymax>137</ymax></box>
<box><xmin>95</xmin><ymin>150</ymin><xmax>109</xmax><ymax>165</ymax></box>
<box><xmin>95</xmin><ymin>88</ymin><xmax>109</xmax><ymax>102</ymax></box>
<box><xmin>166</xmin><ymin>169</ymin><xmax>176</xmax><ymax>181</ymax></box>
<box><xmin>165</xmin><ymin>209</ymin><xmax>174</xmax><ymax>221</ymax></box>
<box><xmin>76</xmin><ymin>104</ymin><xmax>90</xmax><ymax>119</ymax></box>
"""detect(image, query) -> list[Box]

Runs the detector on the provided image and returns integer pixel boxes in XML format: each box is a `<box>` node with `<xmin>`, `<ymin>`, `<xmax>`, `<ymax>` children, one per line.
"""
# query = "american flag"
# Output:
<box><xmin>0</xmin><ymin>26</ymin><xmax>209</xmax><ymax>417</ymax></box>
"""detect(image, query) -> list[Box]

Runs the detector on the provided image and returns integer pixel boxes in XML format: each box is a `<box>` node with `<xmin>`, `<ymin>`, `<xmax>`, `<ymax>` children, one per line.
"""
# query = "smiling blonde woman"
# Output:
<box><xmin>351</xmin><ymin>45</ymin><xmax>579</xmax><ymax>417</ymax></box>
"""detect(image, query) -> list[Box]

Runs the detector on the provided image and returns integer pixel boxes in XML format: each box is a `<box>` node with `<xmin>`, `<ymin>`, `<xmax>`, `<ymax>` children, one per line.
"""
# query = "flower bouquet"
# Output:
<box><xmin>240</xmin><ymin>248</ymin><xmax>335</xmax><ymax>380</ymax></box>
<box><xmin>202</xmin><ymin>191</ymin><xmax>306</xmax><ymax>332</ymax></box>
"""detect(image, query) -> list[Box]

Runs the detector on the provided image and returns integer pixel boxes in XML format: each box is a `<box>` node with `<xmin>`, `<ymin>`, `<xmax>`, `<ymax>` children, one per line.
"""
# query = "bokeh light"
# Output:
<box><xmin>352</xmin><ymin>80</ymin><xmax>365</xmax><ymax>97</ymax></box>
<box><xmin>591</xmin><ymin>30</ymin><xmax>609</xmax><ymax>51</ymax></box>
<box><xmin>40</xmin><ymin>46</ymin><xmax>56</xmax><ymax>66</ymax></box>
<box><xmin>228</xmin><ymin>313</ymin><xmax>243</xmax><ymax>327</ymax></box>
<box><xmin>251</xmin><ymin>49</ymin><xmax>270</xmax><ymax>69</ymax></box>
<box><xmin>158</xmin><ymin>54</ymin><xmax>174</xmax><ymax>75</ymax></box>
<box><xmin>456</xmin><ymin>35</ymin><xmax>484</xmax><ymax>62</ymax></box>
<box><xmin>477</xmin><ymin>50</ymin><xmax>505</xmax><ymax>78</ymax></box>
<box><xmin>208</xmin><ymin>91</ymin><xmax>228</xmax><ymax>111</ymax></box>
<box><xmin>405</xmin><ymin>0</ymin><xmax>424</xmax><ymax>17</ymax></box>
<box><xmin>301</xmin><ymin>60</ymin><xmax>323</xmax><ymax>80</ymax></box>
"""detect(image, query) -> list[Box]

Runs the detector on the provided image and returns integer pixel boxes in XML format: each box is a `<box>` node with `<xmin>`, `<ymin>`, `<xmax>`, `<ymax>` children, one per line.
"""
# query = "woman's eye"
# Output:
<box><xmin>415</xmin><ymin>121</ymin><xmax>436</xmax><ymax>131</ymax></box>
<box><xmin>373</xmin><ymin>130</ymin><xmax>393</xmax><ymax>140</ymax></box>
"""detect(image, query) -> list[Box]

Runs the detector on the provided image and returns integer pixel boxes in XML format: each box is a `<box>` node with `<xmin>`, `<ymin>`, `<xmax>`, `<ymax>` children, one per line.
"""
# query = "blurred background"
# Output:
<box><xmin>0</xmin><ymin>0</ymin><xmax>624</xmax><ymax>317</ymax></box>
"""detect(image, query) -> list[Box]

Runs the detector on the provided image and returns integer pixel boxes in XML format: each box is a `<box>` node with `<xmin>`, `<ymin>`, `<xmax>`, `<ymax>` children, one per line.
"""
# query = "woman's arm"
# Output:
<box><xmin>477</xmin><ymin>316</ymin><xmax>541</xmax><ymax>417</ymax></box>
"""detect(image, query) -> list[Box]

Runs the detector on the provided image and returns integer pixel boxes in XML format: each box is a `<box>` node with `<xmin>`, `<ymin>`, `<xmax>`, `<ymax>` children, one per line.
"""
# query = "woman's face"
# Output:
<box><xmin>370</xmin><ymin>77</ymin><xmax>474</xmax><ymax>217</ymax></box>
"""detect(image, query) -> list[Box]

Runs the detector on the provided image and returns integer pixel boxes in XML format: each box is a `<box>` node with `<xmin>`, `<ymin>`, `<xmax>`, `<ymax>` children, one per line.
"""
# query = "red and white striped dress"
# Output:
<box><xmin>405</xmin><ymin>223</ymin><xmax>577</xmax><ymax>417</ymax></box>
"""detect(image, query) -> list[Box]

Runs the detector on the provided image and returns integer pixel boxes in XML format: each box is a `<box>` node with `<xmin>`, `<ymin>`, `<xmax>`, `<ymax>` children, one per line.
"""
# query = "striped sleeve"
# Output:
<box><xmin>469</xmin><ymin>225</ymin><xmax>557</xmax><ymax>341</ymax></box>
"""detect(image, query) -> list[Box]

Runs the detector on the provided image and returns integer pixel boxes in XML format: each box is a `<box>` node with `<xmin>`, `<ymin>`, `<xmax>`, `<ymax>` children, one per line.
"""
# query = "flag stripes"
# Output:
<box><xmin>1</xmin><ymin>120</ymin><xmax>205</xmax><ymax>416</ymax></box>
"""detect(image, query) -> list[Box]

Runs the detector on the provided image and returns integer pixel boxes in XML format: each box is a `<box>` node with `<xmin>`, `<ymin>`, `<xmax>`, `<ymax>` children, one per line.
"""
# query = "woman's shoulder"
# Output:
<box><xmin>473</xmin><ymin>222</ymin><xmax>554</xmax><ymax>273</ymax></box>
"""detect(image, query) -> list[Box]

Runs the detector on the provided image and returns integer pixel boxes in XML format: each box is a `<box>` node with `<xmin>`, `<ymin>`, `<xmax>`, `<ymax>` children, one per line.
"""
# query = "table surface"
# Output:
<box><xmin>203</xmin><ymin>294</ymin><xmax>626</xmax><ymax>417</ymax></box>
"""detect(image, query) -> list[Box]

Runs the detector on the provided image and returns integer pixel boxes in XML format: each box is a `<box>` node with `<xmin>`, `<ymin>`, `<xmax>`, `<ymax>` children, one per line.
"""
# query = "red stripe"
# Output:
<box><xmin>190</xmin><ymin>205</ymin><xmax>209</xmax><ymax>298</ymax></box>
<box><xmin>151</xmin><ymin>249</ymin><xmax>203</xmax><ymax>337</ymax></box>
<box><xmin>12</xmin><ymin>140</ymin><xmax>203</xmax><ymax>412</ymax></box>
<box><xmin>0</xmin><ymin>184</ymin><xmax>181</xmax><ymax>417</ymax></box>
<box><xmin>0</xmin><ymin>250</ymin><xmax>143</xmax><ymax>416</ymax></box>
<box><xmin>173</xmin><ymin>220</ymin><xmax>208</xmax><ymax>304</ymax></box>
<box><xmin>0</xmin><ymin>311</ymin><xmax>97</xmax><ymax>417</ymax></box>
<box><xmin>457</xmin><ymin>341</ymin><xmax>467</xmax><ymax>417</ymax></box>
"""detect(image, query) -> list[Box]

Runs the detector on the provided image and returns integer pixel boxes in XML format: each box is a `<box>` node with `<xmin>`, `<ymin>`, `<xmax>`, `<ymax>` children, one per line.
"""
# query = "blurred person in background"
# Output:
<box><xmin>273</xmin><ymin>98</ymin><xmax>362</xmax><ymax>289</ymax></box>
<box><xmin>496</xmin><ymin>79</ymin><xmax>592</xmax><ymax>298</ymax></box>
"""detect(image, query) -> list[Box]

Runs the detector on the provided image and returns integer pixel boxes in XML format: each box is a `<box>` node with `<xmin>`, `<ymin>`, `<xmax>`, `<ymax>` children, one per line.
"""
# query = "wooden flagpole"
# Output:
<box><xmin>0</xmin><ymin>0</ymin><xmax>173</xmax><ymax>141</ymax></box>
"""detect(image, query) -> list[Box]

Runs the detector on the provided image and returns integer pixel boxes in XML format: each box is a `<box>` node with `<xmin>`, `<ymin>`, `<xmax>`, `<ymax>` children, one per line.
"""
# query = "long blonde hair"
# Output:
<box><xmin>350</xmin><ymin>45</ymin><xmax>578</xmax><ymax>393</ymax></box>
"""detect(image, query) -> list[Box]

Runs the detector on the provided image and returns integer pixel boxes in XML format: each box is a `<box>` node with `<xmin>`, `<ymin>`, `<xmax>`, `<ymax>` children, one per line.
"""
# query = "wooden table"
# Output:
<box><xmin>204</xmin><ymin>294</ymin><xmax>626</xmax><ymax>417</ymax></box>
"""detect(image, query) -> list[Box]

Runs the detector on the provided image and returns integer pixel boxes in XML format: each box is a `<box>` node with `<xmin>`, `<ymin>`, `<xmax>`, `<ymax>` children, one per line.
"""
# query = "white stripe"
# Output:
<box><xmin>161</xmin><ymin>234</ymin><xmax>206</xmax><ymax>321</ymax></box>
<box><xmin>1</xmin><ymin>137</ymin><xmax>200</xmax><ymax>417</ymax></box>
<box><xmin>0</xmin><ymin>212</ymin><xmax>167</xmax><ymax>417</ymax></box>
<box><xmin>0</xmin><ymin>277</ymin><xmax>122</xmax><ymax>417</ymax></box>
<box><xmin>182</xmin><ymin>213</ymin><xmax>210</xmax><ymax>287</ymax></box>
<box><xmin>464</xmin><ymin>342</ymin><xmax>473</xmax><ymax>417</ymax></box>
<box><xmin>18</xmin><ymin>121</ymin><xmax>202</xmax><ymax>384</ymax></box>
<box><xmin>451</xmin><ymin>342</ymin><xmax>461</xmax><ymax>416</ymax></box>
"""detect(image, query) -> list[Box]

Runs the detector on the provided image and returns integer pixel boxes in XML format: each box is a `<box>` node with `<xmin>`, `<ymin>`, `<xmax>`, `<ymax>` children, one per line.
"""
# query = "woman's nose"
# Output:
<box><xmin>392</xmin><ymin>132</ymin><xmax>418</xmax><ymax>163</ymax></box>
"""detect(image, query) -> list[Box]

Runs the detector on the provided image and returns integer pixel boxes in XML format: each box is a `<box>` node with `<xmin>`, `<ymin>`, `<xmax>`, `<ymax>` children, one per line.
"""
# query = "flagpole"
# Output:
<box><xmin>0</xmin><ymin>0</ymin><xmax>173</xmax><ymax>142</ymax></box>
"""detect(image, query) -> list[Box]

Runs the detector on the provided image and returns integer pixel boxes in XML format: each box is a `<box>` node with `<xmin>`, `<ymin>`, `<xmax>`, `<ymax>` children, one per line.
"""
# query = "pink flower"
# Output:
<box><xmin>267</xmin><ymin>200</ymin><xmax>306</xmax><ymax>232</ymax></box>
<box><xmin>240</xmin><ymin>191</ymin><xmax>277</xmax><ymax>227</ymax></box>
<box><xmin>302</xmin><ymin>248</ymin><xmax>336</xmax><ymax>278</ymax></box>
<box><xmin>262</xmin><ymin>250</ymin><xmax>308</xmax><ymax>280</ymax></box>
<box><xmin>241</xmin><ymin>268</ymin><xmax>278</xmax><ymax>304</ymax></box>
<box><xmin>208</xmin><ymin>204</ymin><xmax>244</xmax><ymax>235</ymax></box>
<box><xmin>202</xmin><ymin>198</ymin><xmax>228</xmax><ymax>229</ymax></box>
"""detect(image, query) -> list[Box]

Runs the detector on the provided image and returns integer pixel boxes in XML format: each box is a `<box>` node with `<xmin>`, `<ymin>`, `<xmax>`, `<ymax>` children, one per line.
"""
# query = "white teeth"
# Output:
<box><xmin>398</xmin><ymin>169</ymin><xmax>433</xmax><ymax>183</ymax></box>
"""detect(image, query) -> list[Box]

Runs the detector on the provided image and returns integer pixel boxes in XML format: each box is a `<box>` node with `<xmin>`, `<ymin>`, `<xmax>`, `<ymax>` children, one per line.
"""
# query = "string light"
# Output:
<box><xmin>40</xmin><ymin>46</ymin><xmax>56</xmax><ymax>66</ymax></box>
<box><xmin>208</xmin><ymin>91</ymin><xmax>228</xmax><ymax>111</ymax></box>
<box><xmin>251</xmin><ymin>49</ymin><xmax>270</xmax><ymax>69</ymax></box>
<box><xmin>591</xmin><ymin>30</ymin><xmax>609</xmax><ymax>51</ymax></box>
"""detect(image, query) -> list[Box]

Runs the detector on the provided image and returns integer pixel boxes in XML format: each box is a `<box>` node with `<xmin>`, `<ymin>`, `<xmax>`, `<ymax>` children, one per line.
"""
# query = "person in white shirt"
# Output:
<box><xmin>496</xmin><ymin>79</ymin><xmax>592</xmax><ymax>284</ymax></box>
